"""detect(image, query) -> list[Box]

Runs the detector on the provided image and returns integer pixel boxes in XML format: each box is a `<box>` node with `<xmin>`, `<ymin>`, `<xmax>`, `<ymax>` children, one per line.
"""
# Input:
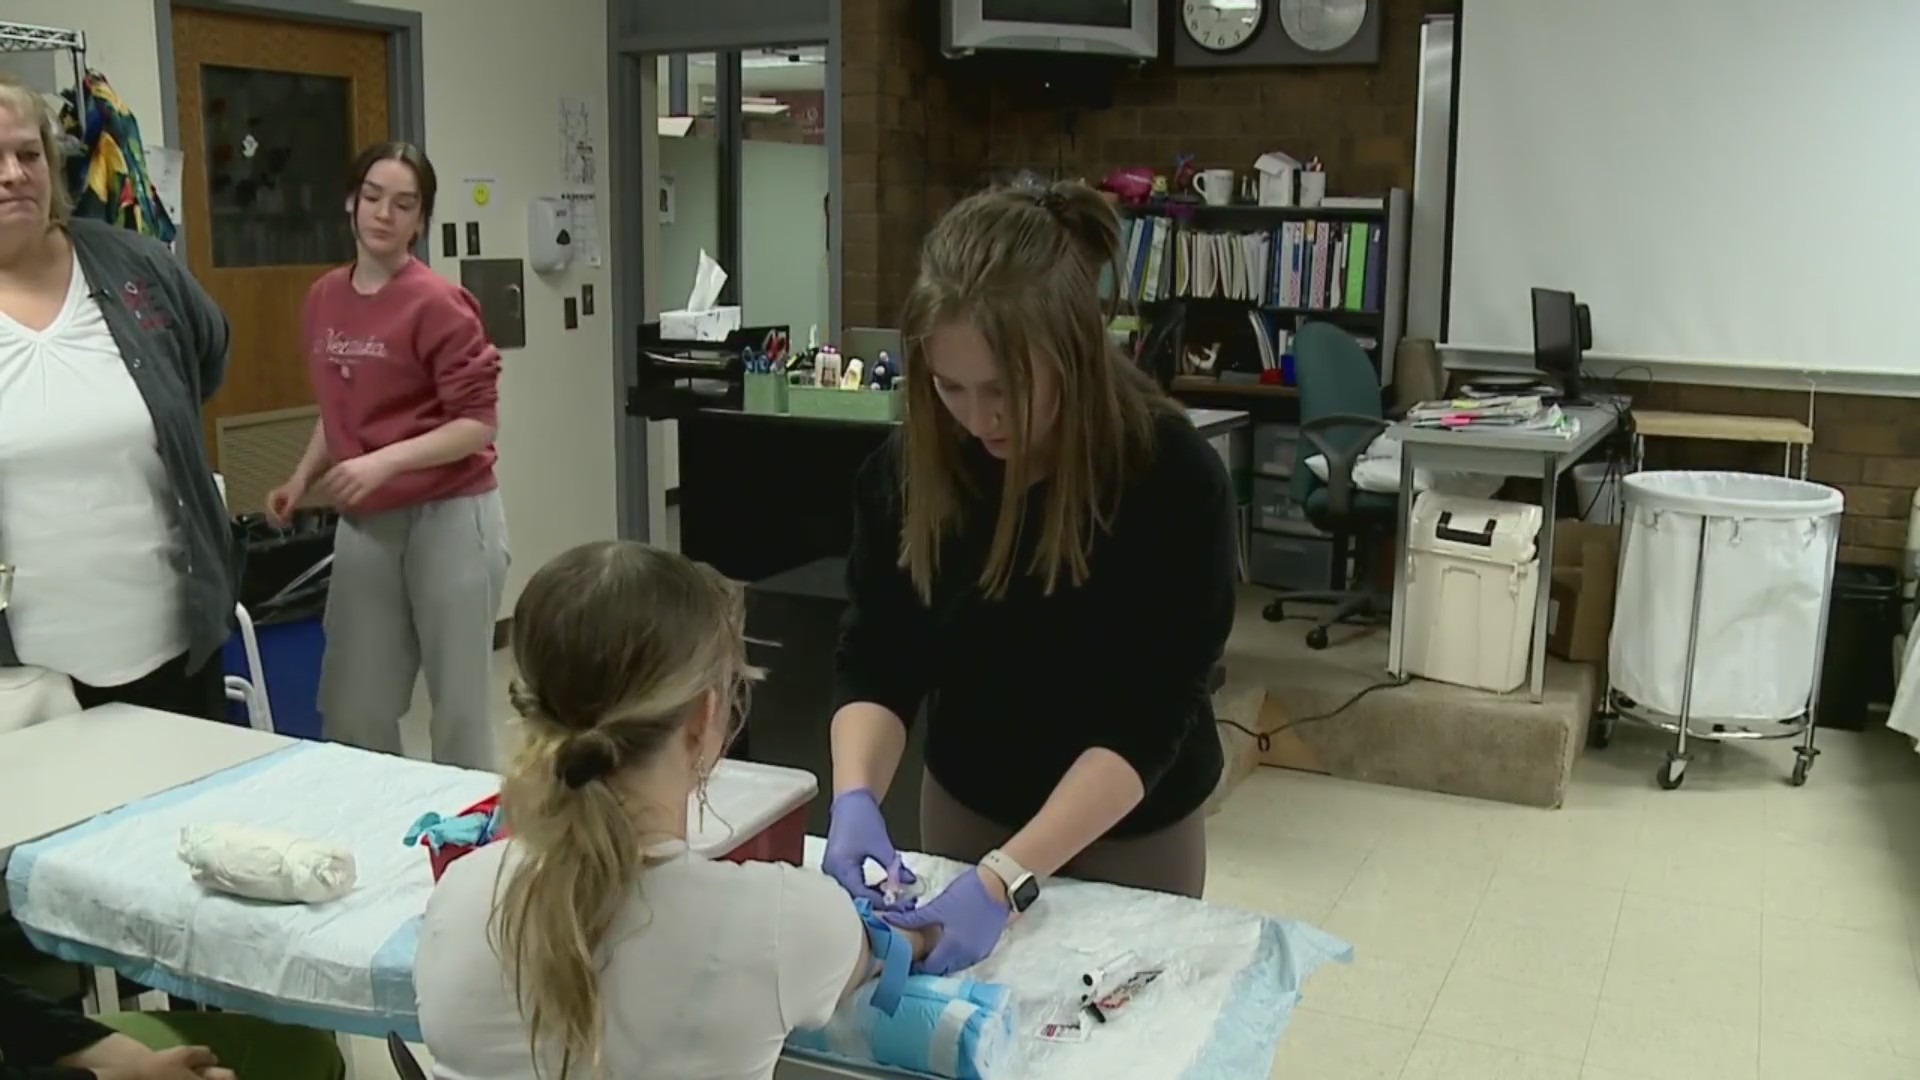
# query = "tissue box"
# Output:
<box><xmin>661</xmin><ymin>306</ymin><xmax>741</xmax><ymax>342</ymax></box>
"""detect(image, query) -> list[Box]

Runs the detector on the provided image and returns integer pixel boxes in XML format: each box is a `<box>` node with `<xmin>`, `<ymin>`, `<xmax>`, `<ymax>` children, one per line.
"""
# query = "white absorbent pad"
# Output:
<box><xmin>5</xmin><ymin>742</ymin><xmax>498</xmax><ymax>1038</ymax></box>
<box><xmin>177</xmin><ymin>823</ymin><xmax>358</xmax><ymax>905</ymax></box>
<box><xmin>785</xmin><ymin>839</ymin><xmax>1352</xmax><ymax>1080</ymax></box>
<box><xmin>6</xmin><ymin>743</ymin><xmax>1351</xmax><ymax>1074</ymax></box>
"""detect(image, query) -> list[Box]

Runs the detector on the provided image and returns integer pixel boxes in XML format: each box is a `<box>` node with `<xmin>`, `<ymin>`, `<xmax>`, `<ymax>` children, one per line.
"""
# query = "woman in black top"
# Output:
<box><xmin>821</xmin><ymin>182</ymin><xmax>1239</xmax><ymax>975</ymax></box>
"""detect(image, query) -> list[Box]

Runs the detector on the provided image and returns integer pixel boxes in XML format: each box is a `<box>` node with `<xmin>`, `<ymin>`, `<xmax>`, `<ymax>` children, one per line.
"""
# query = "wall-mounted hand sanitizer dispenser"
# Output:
<box><xmin>528</xmin><ymin>197</ymin><xmax>573</xmax><ymax>273</ymax></box>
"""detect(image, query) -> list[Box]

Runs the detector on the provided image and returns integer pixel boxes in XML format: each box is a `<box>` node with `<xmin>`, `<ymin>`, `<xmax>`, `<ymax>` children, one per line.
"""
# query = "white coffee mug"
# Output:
<box><xmin>1298</xmin><ymin>170</ymin><xmax>1327</xmax><ymax>209</ymax></box>
<box><xmin>1192</xmin><ymin>169</ymin><xmax>1234</xmax><ymax>207</ymax></box>
<box><xmin>1258</xmin><ymin>169</ymin><xmax>1296</xmax><ymax>207</ymax></box>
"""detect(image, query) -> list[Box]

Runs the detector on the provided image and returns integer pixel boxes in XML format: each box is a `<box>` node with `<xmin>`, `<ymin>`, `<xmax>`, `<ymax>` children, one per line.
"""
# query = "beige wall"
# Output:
<box><xmin>34</xmin><ymin>0</ymin><xmax>619</xmax><ymax>606</ymax></box>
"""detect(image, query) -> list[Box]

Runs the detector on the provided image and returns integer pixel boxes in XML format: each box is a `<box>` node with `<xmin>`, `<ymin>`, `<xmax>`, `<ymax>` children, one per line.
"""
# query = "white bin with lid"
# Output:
<box><xmin>1611</xmin><ymin>471</ymin><xmax>1843</xmax><ymax>722</ymax></box>
<box><xmin>1404</xmin><ymin>493</ymin><xmax>1545</xmax><ymax>693</ymax></box>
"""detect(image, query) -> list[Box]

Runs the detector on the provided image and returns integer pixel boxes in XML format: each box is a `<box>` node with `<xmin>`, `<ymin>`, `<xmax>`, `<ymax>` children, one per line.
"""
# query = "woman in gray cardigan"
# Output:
<box><xmin>0</xmin><ymin>76</ymin><xmax>237</xmax><ymax>726</ymax></box>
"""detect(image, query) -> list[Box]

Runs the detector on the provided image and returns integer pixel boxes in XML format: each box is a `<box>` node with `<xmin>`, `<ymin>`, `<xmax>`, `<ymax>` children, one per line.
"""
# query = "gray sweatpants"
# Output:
<box><xmin>319</xmin><ymin>490</ymin><xmax>509</xmax><ymax>770</ymax></box>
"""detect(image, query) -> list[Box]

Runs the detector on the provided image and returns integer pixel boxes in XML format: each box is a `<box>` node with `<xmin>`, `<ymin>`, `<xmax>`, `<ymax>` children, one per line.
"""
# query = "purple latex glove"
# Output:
<box><xmin>823</xmin><ymin>789</ymin><xmax>916</xmax><ymax>909</ymax></box>
<box><xmin>883</xmin><ymin>869</ymin><xmax>1011</xmax><ymax>976</ymax></box>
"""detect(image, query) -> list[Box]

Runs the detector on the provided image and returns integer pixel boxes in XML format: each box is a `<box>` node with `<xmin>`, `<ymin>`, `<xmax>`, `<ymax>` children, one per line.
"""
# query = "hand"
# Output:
<box><xmin>883</xmin><ymin>867</ymin><xmax>1011</xmax><ymax>976</ymax></box>
<box><xmin>823</xmin><ymin>789</ymin><xmax>914</xmax><ymax>909</ymax></box>
<box><xmin>95</xmin><ymin>1046</ymin><xmax>236</xmax><ymax>1080</ymax></box>
<box><xmin>264</xmin><ymin>478</ymin><xmax>306</xmax><ymax>526</ymax></box>
<box><xmin>318</xmin><ymin>451</ymin><xmax>399</xmax><ymax>509</ymax></box>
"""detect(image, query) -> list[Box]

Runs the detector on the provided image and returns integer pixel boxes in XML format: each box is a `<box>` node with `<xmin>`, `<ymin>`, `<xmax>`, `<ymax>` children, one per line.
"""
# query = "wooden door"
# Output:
<box><xmin>171</xmin><ymin>6</ymin><xmax>390</xmax><ymax>510</ymax></box>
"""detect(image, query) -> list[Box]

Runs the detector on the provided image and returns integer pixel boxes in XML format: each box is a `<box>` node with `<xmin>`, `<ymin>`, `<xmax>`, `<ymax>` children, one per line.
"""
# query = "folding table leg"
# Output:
<box><xmin>84</xmin><ymin>965</ymin><xmax>120</xmax><ymax>1016</ymax></box>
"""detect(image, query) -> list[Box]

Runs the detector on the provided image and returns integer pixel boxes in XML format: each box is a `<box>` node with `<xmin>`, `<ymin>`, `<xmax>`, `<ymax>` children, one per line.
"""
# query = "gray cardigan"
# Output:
<box><xmin>0</xmin><ymin>219</ymin><xmax>240</xmax><ymax>676</ymax></box>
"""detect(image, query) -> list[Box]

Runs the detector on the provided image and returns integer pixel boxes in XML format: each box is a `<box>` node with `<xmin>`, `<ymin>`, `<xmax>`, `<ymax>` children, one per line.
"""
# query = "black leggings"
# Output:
<box><xmin>72</xmin><ymin>651</ymin><xmax>226</xmax><ymax>722</ymax></box>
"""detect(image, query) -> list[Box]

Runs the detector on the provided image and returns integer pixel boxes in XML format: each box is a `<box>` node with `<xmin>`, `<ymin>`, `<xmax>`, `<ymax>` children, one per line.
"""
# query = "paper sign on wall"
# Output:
<box><xmin>562</xmin><ymin>191</ymin><xmax>602</xmax><ymax>268</ymax></box>
<box><xmin>148</xmin><ymin>146</ymin><xmax>185</xmax><ymax>232</ymax></box>
<box><xmin>560</xmin><ymin>96</ymin><xmax>595</xmax><ymax>187</ymax></box>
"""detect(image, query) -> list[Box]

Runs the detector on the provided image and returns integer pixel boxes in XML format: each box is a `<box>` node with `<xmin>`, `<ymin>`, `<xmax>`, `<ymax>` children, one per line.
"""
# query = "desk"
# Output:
<box><xmin>1188</xmin><ymin>406</ymin><xmax>1251</xmax><ymax>442</ymax></box>
<box><xmin>1631</xmin><ymin>409</ymin><xmax>1812</xmax><ymax>478</ymax></box>
<box><xmin>1388</xmin><ymin>405</ymin><xmax>1622</xmax><ymax>701</ymax></box>
<box><xmin>0</xmin><ymin>705</ymin><xmax>290</xmax><ymax>858</ymax></box>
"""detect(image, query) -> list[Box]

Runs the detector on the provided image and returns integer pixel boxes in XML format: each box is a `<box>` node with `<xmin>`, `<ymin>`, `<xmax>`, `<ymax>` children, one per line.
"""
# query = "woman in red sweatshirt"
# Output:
<box><xmin>266</xmin><ymin>141</ymin><xmax>507</xmax><ymax>769</ymax></box>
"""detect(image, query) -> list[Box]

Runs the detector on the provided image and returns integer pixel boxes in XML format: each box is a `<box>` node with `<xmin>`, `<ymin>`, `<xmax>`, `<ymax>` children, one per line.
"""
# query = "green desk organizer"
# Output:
<box><xmin>788</xmin><ymin>386</ymin><xmax>904</xmax><ymax>423</ymax></box>
<box><xmin>744</xmin><ymin>372</ymin><xmax>789</xmax><ymax>415</ymax></box>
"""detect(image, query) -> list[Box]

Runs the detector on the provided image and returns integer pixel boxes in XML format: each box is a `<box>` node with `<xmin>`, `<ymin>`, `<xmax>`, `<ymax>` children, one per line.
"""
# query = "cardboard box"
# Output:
<box><xmin>1547</xmin><ymin>520</ymin><xmax>1621</xmax><ymax>663</ymax></box>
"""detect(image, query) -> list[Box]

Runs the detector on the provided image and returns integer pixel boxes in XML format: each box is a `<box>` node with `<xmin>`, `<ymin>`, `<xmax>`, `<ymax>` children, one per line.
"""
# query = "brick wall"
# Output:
<box><xmin>839</xmin><ymin>0</ymin><xmax>1450</xmax><ymax>327</ymax></box>
<box><xmin>836</xmin><ymin>0</ymin><xmax>1920</xmax><ymax>570</ymax></box>
<box><xmin>839</xmin><ymin>0</ymin><xmax>985</xmax><ymax>328</ymax></box>
<box><xmin>1629</xmin><ymin>382</ymin><xmax>1920</xmax><ymax>568</ymax></box>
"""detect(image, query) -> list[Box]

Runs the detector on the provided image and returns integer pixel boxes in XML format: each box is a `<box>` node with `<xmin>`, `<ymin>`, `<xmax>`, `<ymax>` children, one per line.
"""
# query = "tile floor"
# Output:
<box><xmin>351</xmin><ymin>695</ymin><xmax>1920</xmax><ymax>1080</ymax></box>
<box><xmin>1222</xmin><ymin>724</ymin><xmax>1920</xmax><ymax>1080</ymax></box>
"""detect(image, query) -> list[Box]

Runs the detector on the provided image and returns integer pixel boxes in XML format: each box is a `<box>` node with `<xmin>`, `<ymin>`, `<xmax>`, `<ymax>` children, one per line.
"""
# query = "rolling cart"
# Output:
<box><xmin>1588</xmin><ymin>472</ymin><xmax>1843</xmax><ymax>789</ymax></box>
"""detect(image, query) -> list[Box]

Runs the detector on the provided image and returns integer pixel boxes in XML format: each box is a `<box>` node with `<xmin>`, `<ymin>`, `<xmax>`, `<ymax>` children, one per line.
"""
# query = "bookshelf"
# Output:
<box><xmin>1114</xmin><ymin>189</ymin><xmax>1411</xmax><ymax>399</ymax></box>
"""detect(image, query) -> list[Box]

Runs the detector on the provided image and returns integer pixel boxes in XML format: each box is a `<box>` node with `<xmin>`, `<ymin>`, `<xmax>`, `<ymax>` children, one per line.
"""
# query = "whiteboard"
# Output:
<box><xmin>1447</xmin><ymin>0</ymin><xmax>1920</xmax><ymax>380</ymax></box>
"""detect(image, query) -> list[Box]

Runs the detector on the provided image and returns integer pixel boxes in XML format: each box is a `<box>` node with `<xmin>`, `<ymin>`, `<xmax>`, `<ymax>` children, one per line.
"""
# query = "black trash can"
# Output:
<box><xmin>224</xmin><ymin>509</ymin><xmax>338</xmax><ymax>738</ymax></box>
<box><xmin>1816</xmin><ymin>564</ymin><xmax>1900</xmax><ymax>730</ymax></box>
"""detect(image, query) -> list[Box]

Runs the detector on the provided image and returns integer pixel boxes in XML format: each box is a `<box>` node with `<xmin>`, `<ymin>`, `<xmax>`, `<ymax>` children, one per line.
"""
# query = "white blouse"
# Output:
<box><xmin>0</xmin><ymin>251</ymin><xmax>187</xmax><ymax>686</ymax></box>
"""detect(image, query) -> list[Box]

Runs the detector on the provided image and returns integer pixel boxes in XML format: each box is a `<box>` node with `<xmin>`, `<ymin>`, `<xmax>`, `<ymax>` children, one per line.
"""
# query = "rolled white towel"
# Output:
<box><xmin>177</xmin><ymin>824</ymin><xmax>357</xmax><ymax>904</ymax></box>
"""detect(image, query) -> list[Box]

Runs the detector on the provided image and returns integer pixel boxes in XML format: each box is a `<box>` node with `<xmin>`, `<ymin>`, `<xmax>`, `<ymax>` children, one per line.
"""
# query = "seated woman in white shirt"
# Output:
<box><xmin>414</xmin><ymin>541</ymin><xmax>930</xmax><ymax>1080</ymax></box>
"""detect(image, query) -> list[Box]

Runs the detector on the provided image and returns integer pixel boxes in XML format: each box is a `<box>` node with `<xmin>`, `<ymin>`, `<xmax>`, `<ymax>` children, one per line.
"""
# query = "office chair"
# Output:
<box><xmin>387</xmin><ymin>1033</ymin><xmax>429</xmax><ymax>1080</ymax></box>
<box><xmin>1261</xmin><ymin>322</ymin><xmax>1396</xmax><ymax>649</ymax></box>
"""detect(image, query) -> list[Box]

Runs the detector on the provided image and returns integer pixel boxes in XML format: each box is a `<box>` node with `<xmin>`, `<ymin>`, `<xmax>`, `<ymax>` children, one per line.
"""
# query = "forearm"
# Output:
<box><xmin>55</xmin><ymin>1033</ymin><xmax>149</xmax><ymax>1071</ymax></box>
<box><xmin>370</xmin><ymin>417</ymin><xmax>494</xmax><ymax>472</ymax></box>
<box><xmin>841</xmin><ymin>925</ymin><xmax>932</xmax><ymax>1001</ymax></box>
<box><xmin>1001</xmin><ymin>749</ymin><xmax>1146</xmax><ymax>879</ymax></box>
<box><xmin>290</xmin><ymin>421</ymin><xmax>332</xmax><ymax>486</ymax></box>
<box><xmin>830</xmin><ymin>703</ymin><xmax>908</xmax><ymax>800</ymax></box>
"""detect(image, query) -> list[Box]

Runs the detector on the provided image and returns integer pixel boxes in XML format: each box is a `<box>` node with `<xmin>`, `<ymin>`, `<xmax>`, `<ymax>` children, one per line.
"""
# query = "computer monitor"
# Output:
<box><xmin>1531</xmin><ymin>287</ymin><xmax>1591</xmax><ymax>403</ymax></box>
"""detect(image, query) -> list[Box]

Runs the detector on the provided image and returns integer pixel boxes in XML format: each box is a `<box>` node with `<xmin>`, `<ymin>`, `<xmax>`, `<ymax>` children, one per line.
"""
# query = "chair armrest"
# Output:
<box><xmin>1301</xmin><ymin>414</ymin><xmax>1391</xmax><ymax>519</ymax></box>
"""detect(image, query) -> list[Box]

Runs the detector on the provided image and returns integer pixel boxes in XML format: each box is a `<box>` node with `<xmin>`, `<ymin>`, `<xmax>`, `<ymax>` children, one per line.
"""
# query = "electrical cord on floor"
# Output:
<box><xmin>1217</xmin><ymin>675</ymin><xmax>1412</xmax><ymax>753</ymax></box>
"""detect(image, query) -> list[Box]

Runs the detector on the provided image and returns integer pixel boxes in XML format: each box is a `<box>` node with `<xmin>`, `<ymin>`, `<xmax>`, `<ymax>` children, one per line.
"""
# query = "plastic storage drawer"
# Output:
<box><xmin>1252</xmin><ymin>476</ymin><xmax>1324</xmax><ymax>536</ymax></box>
<box><xmin>1252</xmin><ymin>423</ymin><xmax>1300</xmax><ymax>478</ymax></box>
<box><xmin>1250</xmin><ymin>531</ymin><xmax>1337</xmax><ymax>591</ymax></box>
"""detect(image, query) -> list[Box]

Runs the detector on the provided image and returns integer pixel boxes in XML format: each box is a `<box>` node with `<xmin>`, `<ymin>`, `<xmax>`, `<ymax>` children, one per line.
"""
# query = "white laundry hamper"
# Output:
<box><xmin>1403</xmin><ymin>493</ymin><xmax>1544</xmax><ymax>693</ymax></box>
<box><xmin>1602</xmin><ymin>471</ymin><xmax>1842</xmax><ymax>789</ymax></box>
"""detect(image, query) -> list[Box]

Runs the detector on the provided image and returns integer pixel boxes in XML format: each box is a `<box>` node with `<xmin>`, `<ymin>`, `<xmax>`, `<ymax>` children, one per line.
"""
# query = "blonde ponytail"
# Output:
<box><xmin>486</xmin><ymin>542</ymin><xmax>758</xmax><ymax>1078</ymax></box>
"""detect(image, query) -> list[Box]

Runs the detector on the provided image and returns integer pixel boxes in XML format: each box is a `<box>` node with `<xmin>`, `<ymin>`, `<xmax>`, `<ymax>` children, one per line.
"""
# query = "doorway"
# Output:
<box><xmin>165</xmin><ymin>2</ymin><xmax>415</xmax><ymax>513</ymax></box>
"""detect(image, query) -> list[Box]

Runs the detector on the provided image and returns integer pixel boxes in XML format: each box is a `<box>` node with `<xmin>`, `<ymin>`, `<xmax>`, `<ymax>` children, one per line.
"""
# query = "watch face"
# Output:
<box><xmin>1279</xmin><ymin>0</ymin><xmax>1367</xmax><ymax>53</ymax></box>
<box><xmin>1010</xmin><ymin>875</ymin><xmax>1042</xmax><ymax>912</ymax></box>
<box><xmin>1182</xmin><ymin>0</ymin><xmax>1264</xmax><ymax>54</ymax></box>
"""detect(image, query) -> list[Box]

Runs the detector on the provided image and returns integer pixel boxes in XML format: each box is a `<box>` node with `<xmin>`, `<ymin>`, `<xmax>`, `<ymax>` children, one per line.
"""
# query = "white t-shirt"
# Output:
<box><xmin>416</xmin><ymin>839</ymin><xmax>866</xmax><ymax>1080</ymax></box>
<box><xmin>0</xmin><ymin>251</ymin><xmax>187</xmax><ymax>685</ymax></box>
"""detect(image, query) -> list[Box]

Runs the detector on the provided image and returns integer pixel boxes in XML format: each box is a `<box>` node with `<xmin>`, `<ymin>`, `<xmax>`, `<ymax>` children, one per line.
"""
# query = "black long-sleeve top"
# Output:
<box><xmin>1</xmin><ymin>974</ymin><xmax>113</xmax><ymax>1079</ymax></box>
<box><xmin>833</xmin><ymin>409</ymin><xmax>1238</xmax><ymax>837</ymax></box>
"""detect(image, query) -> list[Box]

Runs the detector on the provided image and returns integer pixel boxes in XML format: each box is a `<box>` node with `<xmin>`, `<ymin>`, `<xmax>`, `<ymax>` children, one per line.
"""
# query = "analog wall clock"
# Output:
<box><xmin>1173</xmin><ymin>0</ymin><xmax>1379</xmax><ymax>68</ymax></box>
<box><xmin>1278</xmin><ymin>0</ymin><xmax>1368</xmax><ymax>53</ymax></box>
<box><xmin>1182</xmin><ymin>0</ymin><xmax>1265</xmax><ymax>54</ymax></box>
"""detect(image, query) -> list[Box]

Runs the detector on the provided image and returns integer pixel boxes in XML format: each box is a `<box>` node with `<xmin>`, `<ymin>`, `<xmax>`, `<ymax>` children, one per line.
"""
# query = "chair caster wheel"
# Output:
<box><xmin>1306</xmin><ymin>627</ymin><xmax>1330</xmax><ymax>650</ymax></box>
<box><xmin>1263</xmin><ymin>599</ymin><xmax>1288</xmax><ymax>622</ymax></box>
<box><xmin>1657</xmin><ymin>754</ymin><xmax>1688</xmax><ymax>790</ymax></box>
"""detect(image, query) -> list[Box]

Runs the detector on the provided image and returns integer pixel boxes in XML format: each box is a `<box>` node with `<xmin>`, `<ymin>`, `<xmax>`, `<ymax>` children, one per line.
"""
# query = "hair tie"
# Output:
<box><xmin>555</xmin><ymin>733</ymin><xmax>618</xmax><ymax>790</ymax></box>
<box><xmin>1036</xmin><ymin>189</ymin><xmax>1067</xmax><ymax>217</ymax></box>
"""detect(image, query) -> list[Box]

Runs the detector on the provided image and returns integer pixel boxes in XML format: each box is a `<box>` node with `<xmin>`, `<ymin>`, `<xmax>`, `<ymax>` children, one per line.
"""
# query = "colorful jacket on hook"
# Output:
<box><xmin>61</xmin><ymin>70</ymin><xmax>177</xmax><ymax>244</ymax></box>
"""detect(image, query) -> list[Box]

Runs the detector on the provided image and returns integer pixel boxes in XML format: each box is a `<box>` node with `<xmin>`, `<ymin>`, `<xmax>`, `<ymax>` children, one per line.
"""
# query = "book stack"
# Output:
<box><xmin>1111</xmin><ymin>215</ymin><xmax>1390</xmax><ymax>313</ymax></box>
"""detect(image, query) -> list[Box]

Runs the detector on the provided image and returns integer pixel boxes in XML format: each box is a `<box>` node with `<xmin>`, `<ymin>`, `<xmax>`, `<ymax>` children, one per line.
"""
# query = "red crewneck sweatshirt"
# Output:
<box><xmin>301</xmin><ymin>258</ymin><xmax>501</xmax><ymax>517</ymax></box>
